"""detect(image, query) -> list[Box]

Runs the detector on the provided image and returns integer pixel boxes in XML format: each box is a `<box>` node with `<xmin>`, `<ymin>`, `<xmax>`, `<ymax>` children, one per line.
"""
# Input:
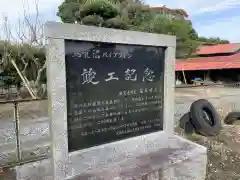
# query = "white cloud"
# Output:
<box><xmin>148</xmin><ymin>0</ymin><xmax>240</xmax><ymax>42</ymax></box>
<box><xmin>0</xmin><ymin>0</ymin><xmax>63</xmax><ymax>41</ymax></box>
<box><xmin>194</xmin><ymin>0</ymin><xmax>240</xmax><ymax>14</ymax></box>
<box><xmin>1</xmin><ymin>0</ymin><xmax>240</xmax><ymax>42</ymax></box>
<box><xmin>0</xmin><ymin>0</ymin><xmax>63</xmax><ymax>22</ymax></box>
<box><xmin>148</xmin><ymin>0</ymin><xmax>240</xmax><ymax>16</ymax></box>
<box><xmin>195</xmin><ymin>16</ymin><xmax>240</xmax><ymax>43</ymax></box>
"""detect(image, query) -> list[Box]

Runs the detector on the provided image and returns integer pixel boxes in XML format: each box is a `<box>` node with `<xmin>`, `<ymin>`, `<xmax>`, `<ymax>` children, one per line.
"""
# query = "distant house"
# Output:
<box><xmin>150</xmin><ymin>5</ymin><xmax>188</xmax><ymax>20</ymax></box>
<box><xmin>175</xmin><ymin>43</ymin><xmax>240</xmax><ymax>84</ymax></box>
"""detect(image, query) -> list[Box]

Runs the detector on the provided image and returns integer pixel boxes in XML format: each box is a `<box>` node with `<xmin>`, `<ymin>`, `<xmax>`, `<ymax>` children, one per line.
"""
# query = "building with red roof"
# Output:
<box><xmin>195</xmin><ymin>43</ymin><xmax>240</xmax><ymax>55</ymax></box>
<box><xmin>176</xmin><ymin>43</ymin><xmax>240</xmax><ymax>71</ymax></box>
<box><xmin>175</xmin><ymin>43</ymin><xmax>240</xmax><ymax>84</ymax></box>
<box><xmin>150</xmin><ymin>5</ymin><xmax>188</xmax><ymax>20</ymax></box>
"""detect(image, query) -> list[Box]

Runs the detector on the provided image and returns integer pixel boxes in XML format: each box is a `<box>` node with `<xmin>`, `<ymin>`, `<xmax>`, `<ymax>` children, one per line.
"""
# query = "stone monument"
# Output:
<box><xmin>45</xmin><ymin>21</ymin><xmax>207</xmax><ymax>180</ymax></box>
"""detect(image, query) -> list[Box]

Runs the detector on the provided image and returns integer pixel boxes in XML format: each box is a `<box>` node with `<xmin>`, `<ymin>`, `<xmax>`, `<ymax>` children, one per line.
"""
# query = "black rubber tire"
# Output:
<box><xmin>190</xmin><ymin>99</ymin><xmax>221</xmax><ymax>136</ymax></box>
<box><xmin>179</xmin><ymin>112</ymin><xmax>195</xmax><ymax>134</ymax></box>
<box><xmin>224</xmin><ymin>112</ymin><xmax>240</xmax><ymax>124</ymax></box>
<box><xmin>179</xmin><ymin>112</ymin><xmax>190</xmax><ymax>129</ymax></box>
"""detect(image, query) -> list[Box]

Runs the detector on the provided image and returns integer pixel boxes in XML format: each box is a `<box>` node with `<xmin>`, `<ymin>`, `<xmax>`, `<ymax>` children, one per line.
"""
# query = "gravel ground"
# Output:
<box><xmin>175</xmin><ymin>125</ymin><xmax>240</xmax><ymax>180</ymax></box>
<box><xmin>0</xmin><ymin>87</ymin><xmax>240</xmax><ymax>179</ymax></box>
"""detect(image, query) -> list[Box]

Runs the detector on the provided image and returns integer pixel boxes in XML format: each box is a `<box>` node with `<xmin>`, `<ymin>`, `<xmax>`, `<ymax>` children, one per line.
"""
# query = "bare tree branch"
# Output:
<box><xmin>35</xmin><ymin>60</ymin><xmax>46</xmax><ymax>86</ymax></box>
<box><xmin>1</xmin><ymin>0</ymin><xmax>46</xmax><ymax>99</ymax></box>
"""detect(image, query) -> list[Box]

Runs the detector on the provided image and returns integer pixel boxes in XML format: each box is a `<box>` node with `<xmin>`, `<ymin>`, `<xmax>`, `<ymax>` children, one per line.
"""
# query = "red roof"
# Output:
<box><xmin>176</xmin><ymin>53</ymin><xmax>240</xmax><ymax>71</ymax></box>
<box><xmin>196</xmin><ymin>43</ymin><xmax>240</xmax><ymax>55</ymax></box>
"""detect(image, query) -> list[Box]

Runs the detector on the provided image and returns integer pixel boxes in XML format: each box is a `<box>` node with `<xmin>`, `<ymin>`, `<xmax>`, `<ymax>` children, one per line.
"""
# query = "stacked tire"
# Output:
<box><xmin>180</xmin><ymin>99</ymin><xmax>221</xmax><ymax>136</ymax></box>
<box><xmin>224</xmin><ymin>112</ymin><xmax>240</xmax><ymax>124</ymax></box>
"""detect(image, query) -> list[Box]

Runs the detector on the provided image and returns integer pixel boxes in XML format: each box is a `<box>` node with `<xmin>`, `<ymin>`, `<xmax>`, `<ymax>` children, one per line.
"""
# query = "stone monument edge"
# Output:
<box><xmin>45</xmin><ymin>21</ymin><xmax>176</xmax><ymax>47</ymax></box>
<box><xmin>46</xmin><ymin>37</ymin><xmax>69</xmax><ymax>180</ymax></box>
<box><xmin>45</xmin><ymin>21</ymin><xmax>176</xmax><ymax>179</ymax></box>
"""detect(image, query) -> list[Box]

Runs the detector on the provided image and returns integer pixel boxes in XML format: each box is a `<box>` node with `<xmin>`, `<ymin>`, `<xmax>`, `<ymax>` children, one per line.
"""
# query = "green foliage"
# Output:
<box><xmin>0</xmin><ymin>41</ymin><xmax>46</xmax><ymax>87</ymax></box>
<box><xmin>0</xmin><ymin>68</ymin><xmax>18</xmax><ymax>87</ymax></box>
<box><xmin>78</xmin><ymin>0</ymin><xmax>120</xmax><ymax>20</ymax></box>
<box><xmin>188</xmin><ymin>28</ymin><xmax>198</xmax><ymax>40</ymax></box>
<box><xmin>126</xmin><ymin>3</ymin><xmax>152</xmax><ymax>26</ymax></box>
<box><xmin>82</xmin><ymin>15</ymin><xmax>104</xmax><ymax>26</ymax></box>
<box><xmin>103</xmin><ymin>16</ymin><xmax>128</xmax><ymax>29</ymax></box>
<box><xmin>57</xmin><ymin>0</ymin><xmax>82</xmax><ymax>23</ymax></box>
<box><xmin>134</xmin><ymin>15</ymin><xmax>200</xmax><ymax>57</ymax></box>
<box><xmin>198</xmin><ymin>36</ymin><xmax>230</xmax><ymax>44</ymax></box>
<box><xmin>168</xmin><ymin>19</ymin><xmax>200</xmax><ymax>57</ymax></box>
<box><xmin>57</xmin><ymin>0</ymin><xmax>201</xmax><ymax>57</ymax></box>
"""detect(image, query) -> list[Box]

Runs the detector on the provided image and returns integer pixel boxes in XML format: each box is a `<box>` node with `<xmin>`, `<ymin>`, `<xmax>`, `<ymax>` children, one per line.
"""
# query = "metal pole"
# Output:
<box><xmin>13</xmin><ymin>102</ymin><xmax>21</xmax><ymax>161</ymax></box>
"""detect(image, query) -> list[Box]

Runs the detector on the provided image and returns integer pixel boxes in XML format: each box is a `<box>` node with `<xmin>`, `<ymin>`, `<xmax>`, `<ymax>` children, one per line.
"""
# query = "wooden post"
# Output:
<box><xmin>182</xmin><ymin>69</ymin><xmax>187</xmax><ymax>84</ymax></box>
<box><xmin>11</xmin><ymin>59</ymin><xmax>36</xmax><ymax>99</ymax></box>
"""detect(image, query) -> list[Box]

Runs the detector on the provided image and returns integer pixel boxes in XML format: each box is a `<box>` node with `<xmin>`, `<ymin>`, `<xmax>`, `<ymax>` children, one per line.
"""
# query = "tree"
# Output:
<box><xmin>151</xmin><ymin>6</ymin><xmax>189</xmax><ymax>19</ymax></box>
<box><xmin>197</xmin><ymin>36</ymin><xmax>229</xmax><ymax>44</ymax></box>
<box><xmin>0</xmin><ymin>0</ymin><xmax>47</xmax><ymax>99</ymax></box>
<box><xmin>143</xmin><ymin>16</ymin><xmax>200</xmax><ymax>57</ymax></box>
<box><xmin>57</xmin><ymin>0</ymin><xmax>200</xmax><ymax>57</ymax></box>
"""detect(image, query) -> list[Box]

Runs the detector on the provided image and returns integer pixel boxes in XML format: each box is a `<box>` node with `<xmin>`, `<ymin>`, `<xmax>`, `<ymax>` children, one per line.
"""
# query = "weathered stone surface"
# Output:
<box><xmin>16</xmin><ymin>160</ymin><xmax>52</xmax><ymax>180</ymax></box>
<box><xmin>14</xmin><ymin>134</ymin><xmax>206</xmax><ymax>180</ymax></box>
<box><xmin>65</xmin><ymin>134</ymin><xmax>206</xmax><ymax>180</ymax></box>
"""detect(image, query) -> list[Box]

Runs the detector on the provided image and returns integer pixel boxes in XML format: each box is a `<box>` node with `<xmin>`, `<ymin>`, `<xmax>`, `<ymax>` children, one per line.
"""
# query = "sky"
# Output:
<box><xmin>0</xmin><ymin>0</ymin><xmax>240</xmax><ymax>42</ymax></box>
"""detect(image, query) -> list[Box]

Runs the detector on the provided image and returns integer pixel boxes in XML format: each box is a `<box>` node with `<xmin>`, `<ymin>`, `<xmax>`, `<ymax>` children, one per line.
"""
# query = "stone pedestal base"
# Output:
<box><xmin>67</xmin><ymin>133</ymin><xmax>207</xmax><ymax>180</ymax></box>
<box><xmin>146</xmin><ymin>155</ymin><xmax>206</xmax><ymax>180</ymax></box>
<box><xmin>15</xmin><ymin>133</ymin><xmax>207</xmax><ymax>180</ymax></box>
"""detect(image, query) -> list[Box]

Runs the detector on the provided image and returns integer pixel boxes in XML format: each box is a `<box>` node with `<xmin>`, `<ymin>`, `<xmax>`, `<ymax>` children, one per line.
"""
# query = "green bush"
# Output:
<box><xmin>0</xmin><ymin>41</ymin><xmax>46</xmax><ymax>86</ymax></box>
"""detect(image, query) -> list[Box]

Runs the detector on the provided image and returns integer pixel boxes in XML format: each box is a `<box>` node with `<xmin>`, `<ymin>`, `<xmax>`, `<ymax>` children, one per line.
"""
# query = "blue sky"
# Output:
<box><xmin>1</xmin><ymin>0</ymin><xmax>240</xmax><ymax>42</ymax></box>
